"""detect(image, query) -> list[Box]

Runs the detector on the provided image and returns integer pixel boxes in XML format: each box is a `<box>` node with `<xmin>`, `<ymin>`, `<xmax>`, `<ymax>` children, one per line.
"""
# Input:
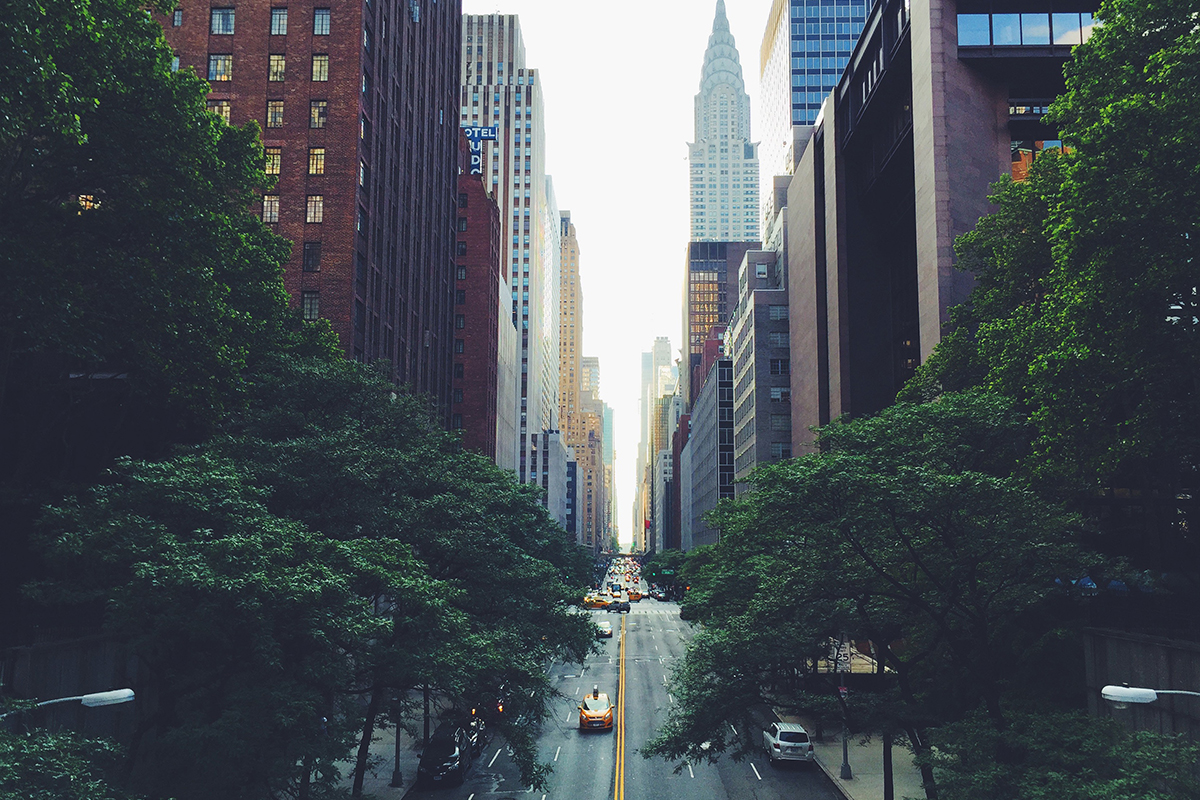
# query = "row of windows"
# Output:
<box><xmin>207</xmin><ymin>53</ymin><xmax>330</xmax><ymax>82</ymax></box>
<box><xmin>958</xmin><ymin>12</ymin><xmax>1096</xmax><ymax>47</ymax></box>
<box><xmin>262</xmin><ymin>194</ymin><xmax>324</xmax><ymax>223</ymax></box>
<box><xmin>208</xmin><ymin>98</ymin><xmax>329</xmax><ymax>129</ymax></box>
<box><xmin>199</xmin><ymin>7</ymin><xmax>331</xmax><ymax>36</ymax></box>
<box><xmin>263</xmin><ymin>146</ymin><xmax>327</xmax><ymax>175</ymax></box>
<box><xmin>791</xmin><ymin>3</ymin><xmax>866</xmax><ymax>19</ymax></box>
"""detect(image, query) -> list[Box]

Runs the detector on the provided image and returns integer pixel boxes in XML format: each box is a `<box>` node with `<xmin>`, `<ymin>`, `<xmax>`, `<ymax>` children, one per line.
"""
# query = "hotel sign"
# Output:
<box><xmin>463</xmin><ymin>126</ymin><xmax>498</xmax><ymax>175</ymax></box>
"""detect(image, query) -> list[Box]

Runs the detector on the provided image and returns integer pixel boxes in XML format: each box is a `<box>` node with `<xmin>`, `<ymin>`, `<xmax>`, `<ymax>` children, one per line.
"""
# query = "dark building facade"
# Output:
<box><xmin>787</xmin><ymin>0</ymin><xmax>1097</xmax><ymax>451</ymax></box>
<box><xmin>162</xmin><ymin>0</ymin><xmax>462</xmax><ymax>421</ymax></box>
<box><xmin>688</xmin><ymin>357</ymin><xmax>734</xmax><ymax>548</ymax></box>
<box><xmin>681</xmin><ymin>241</ymin><xmax>758</xmax><ymax>407</ymax></box>
<box><xmin>453</xmin><ymin>135</ymin><xmax>502</xmax><ymax>458</ymax></box>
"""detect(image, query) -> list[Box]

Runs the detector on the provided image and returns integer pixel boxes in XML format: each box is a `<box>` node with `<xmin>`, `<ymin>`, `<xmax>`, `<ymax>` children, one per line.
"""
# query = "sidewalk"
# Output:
<box><xmin>776</xmin><ymin>712</ymin><xmax>926</xmax><ymax>800</ymax></box>
<box><xmin>337</xmin><ymin>722</ymin><xmax>423</xmax><ymax>800</ymax></box>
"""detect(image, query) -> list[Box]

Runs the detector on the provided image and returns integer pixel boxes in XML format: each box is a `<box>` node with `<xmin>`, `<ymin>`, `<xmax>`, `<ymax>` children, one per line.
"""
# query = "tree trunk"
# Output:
<box><xmin>883</xmin><ymin>730</ymin><xmax>894</xmax><ymax>800</ymax></box>
<box><xmin>298</xmin><ymin>754</ymin><xmax>312</xmax><ymax>800</ymax></box>
<box><xmin>906</xmin><ymin>726</ymin><xmax>939</xmax><ymax>800</ymax></box>
<box><xmin>352</xmin><ymin>687</ymin><xmax>382</xmax><ymax>798</ymax></box>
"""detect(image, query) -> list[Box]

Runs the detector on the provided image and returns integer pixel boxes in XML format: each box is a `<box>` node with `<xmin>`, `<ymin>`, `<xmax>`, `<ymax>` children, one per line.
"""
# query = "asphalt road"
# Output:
<box><xmin>409</xmin><ymin>593</ymin><xmax>842</xmax><ymax>800</ymax></box>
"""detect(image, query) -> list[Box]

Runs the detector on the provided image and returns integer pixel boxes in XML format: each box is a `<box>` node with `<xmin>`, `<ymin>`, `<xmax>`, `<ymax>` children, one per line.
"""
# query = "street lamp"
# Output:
<box><xmin>1101</xmin><ymin>684</ymin><xmax>1200</xmax><ymax>710</ymax></box>
<box><xmin>0</xmin><ymin>688</ymin><xmax>135</xmax><ymax>719</ymax></box>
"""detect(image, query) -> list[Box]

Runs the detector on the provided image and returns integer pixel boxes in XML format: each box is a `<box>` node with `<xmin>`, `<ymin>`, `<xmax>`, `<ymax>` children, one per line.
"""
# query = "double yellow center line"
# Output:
<box><xmin>613</xmin><ymin>614</ymin><xmax>627</xmax><ymax>800</ymax></box>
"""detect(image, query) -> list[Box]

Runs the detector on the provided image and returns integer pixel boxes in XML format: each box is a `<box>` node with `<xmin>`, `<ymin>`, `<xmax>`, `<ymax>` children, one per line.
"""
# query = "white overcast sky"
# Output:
<box><xmin>460</xmin><ymin>0</ymin><xmax>774</xmax><ymax>547</ymax></box>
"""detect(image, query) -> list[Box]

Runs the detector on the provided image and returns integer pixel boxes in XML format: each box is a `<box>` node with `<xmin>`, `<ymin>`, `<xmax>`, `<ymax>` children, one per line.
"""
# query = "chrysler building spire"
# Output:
<box><xmin>688</xmin><ymin>0</ymin><xmax>760</xmax><ymax>242</ymax></box>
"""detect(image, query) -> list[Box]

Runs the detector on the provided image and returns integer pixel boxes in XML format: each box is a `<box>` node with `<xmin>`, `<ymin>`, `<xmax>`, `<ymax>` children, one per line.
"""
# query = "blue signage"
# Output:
<box><xmin>463</xmin><ymin>126</ymin><xmax>498</xmax><ymax>175</ymax></box>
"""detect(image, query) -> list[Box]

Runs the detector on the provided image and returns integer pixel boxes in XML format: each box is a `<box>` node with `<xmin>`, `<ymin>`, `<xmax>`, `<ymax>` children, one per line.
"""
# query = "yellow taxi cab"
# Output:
<box><xmin>584</xmin><ymin>595</ymin><xmax>608</xmax><ymax>609</ymax></box>
<box><xmin>578</xmin><ymin>686</ymin><xmax>614</xmax><ymax>731</ymax></box>
<box><xmin>627</xmin><ymin>590</ymin><xmax>643</xmax><ymax>602</ymax></box>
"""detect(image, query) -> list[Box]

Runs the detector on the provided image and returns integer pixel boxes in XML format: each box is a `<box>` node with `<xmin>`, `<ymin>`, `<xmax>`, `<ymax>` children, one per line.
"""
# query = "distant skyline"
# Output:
<box><xmin>460</xmin><ymin>0</ymin><xmax>772</xmax><ymax>547</ymax></box>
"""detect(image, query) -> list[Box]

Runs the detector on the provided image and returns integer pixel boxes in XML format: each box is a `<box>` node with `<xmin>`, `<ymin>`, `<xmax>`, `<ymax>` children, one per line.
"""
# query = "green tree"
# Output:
<box><xmin>924</xmin><ymin>710</ymin><xmax>1200</xmax><ymax>800</ymax></box>
<box><xmin>647</xmin><ymin>394</ymin><xmax>1099</xmax><ymax>799</ymax></box>
<box><xmin>0</xmin><ymin>728</ymin><xmax>143</xmax><ymax>800</ymax></box>
<box><xmin>0</xmin><ymin>0</ymin><xmax>334</xmax><ymax>644</ymax></box>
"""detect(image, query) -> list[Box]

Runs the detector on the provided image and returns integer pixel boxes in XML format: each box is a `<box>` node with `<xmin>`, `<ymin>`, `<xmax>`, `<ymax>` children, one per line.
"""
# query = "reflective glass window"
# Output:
<box><xmin>992</xmin><ymin>14</ymin><xmax>1020</xmax><ymax>45</ymax></box>
<box><xmin>1052</xmin><ymin>13</ymin><xmax>1082</xmax><ymax>44</ymax></box>
<box><xmin>1021</xmin><ymin>14</ymin><xmax>1051</xmax><ymax>45</ymax></box>
<box><xmin>957</xmin><ymin>14</ymin><xmax>990</xmax><ymax>45</ymax></box>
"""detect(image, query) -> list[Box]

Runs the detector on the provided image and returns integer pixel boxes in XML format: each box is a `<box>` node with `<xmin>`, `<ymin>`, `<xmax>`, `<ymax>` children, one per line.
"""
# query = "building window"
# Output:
<box><xmin>455</xmin><ymin>314</ymin><xmax>466</xmax><ymax>330</ymax></box>
<box><xmin>457</xmin><ymin>217</ymin><xmax>468</xmax><ymax>232</ymax></box>
<box><xmin>207</xmin><ymin>54</ymin><xmax>233</xmax><ymax>81</ymax></box>
<box><xmin>264</xmin><ymin>147</ymin><xmax>281</xmax><ymax>175</ymax></box>
<box><xmin>311</xmin><ymin>54</ymin><xmax>329</xmax><ymax>81</ymax></box>
<box><xmin>301</xmin><ymin>291</ymin><xmax>319</xmax><ymax>321</ymax></box>
<box><xmin>454</xmin><ymin>339</ymin><xmax>465</xmax><ymax>354</ymax></box>
<box><xmin>456</xmin><ymin>290</ymin><xmax>466</xmax><ymax>305</ymax></box>
<box><xmin>771</xmin><ymin>414</ymin><xmax>792</xmax><ymax>432</ymax></box>
<box><xmin>770</xmin><ymin>386</ymin><xmax>791</xmax><ymax>403</ymax></box>
<box><xmin>453</xmin><ymin>389</ymin><xmax>464</xmax><ymax>403</ymax></box>
<box><xmin>457</xmin><ymin>193</ymin><xmax>468</xmax><ymax>208</ymax></box>
<box><xmin>456</xmin><ymin>266</ymin><xmax>467</xmax><ymax>280</ymax></box>
<box><xmin>454</xmin><ymin>363</ymin><xmax>464</xmax><ymax>378</ymax></box>
<box><xmin>270</xmin><ymin>7</ymin><xmax>288</xmax><ymax>35</ymax></box>
<box><xmin>262</xmin><ymin>195</ymin><xmax>280</xmax><ymax>223</ymax></box>
<box><xmin>359</xmin><ymin>161</ymin><xmax>369</xmax><ymax>189</ymax></box>
<box><xmin>306</xmin><ymin>195</ymin><xmax>323</xmax><ymax>223</ymax></box>
<box><xmin>206</xmin><ymin>99</ymin><xmax>231</xmax><ymax>123</ymax></box>
<box><xmin>266</xmin><ymin>100</ymin><xmax>283</xmax><ymax>128</ymax></box>
<box><xmin>172</xmin><ymin>9</ymin><xmax>183</xmax><ymax>26</ymax></box>
<box><xmin>171</xmin><ymin>56</ymin><xmax>180</xmax><ymax>72</ymax></box>
<box><xmin>210</xmin><ymin>8</ymin><xmax>235</xmax><ymax>34</ymax></box>
<box><xmin>309</xmin><ymin>100</ymin><xmax>327</xmax><ymax>128</ymax></box>
<box><xmin>768</xmin><ymin>331</ymin><xmax>789</xmax><ymax>348</ymax></box>
<box><xmin>308</xmin><ymin>147</ymin><xmax>325</xmax><ymax>175</ymax></box>
<box><xmin>770</xmin><ymin>442</ymin><xmax>792</xmax><ymax>460</ymax></box>
<box><xmin>269</xmin><ymin>54</ymin><xmax>286</xmax><ymax>81</ymax></box>
<box><xmin>303</xmin><ymin>241</ymin><xmax>322</xmax><ymax>271</ymax></box>
<box><xmin>769</xmin><ymin>359</ymin><xmax>790</xmax><ymax>376</ymax></box>
<box><xmin>456</xmin><ymin>241</ymin><xmax>467</xmax><ymax>255</ymax></box>
<box><xmin>356</xmin><ymin>206</ymin><xmax>367</xmax><ymax>233</ymax></box>
<box><xmin>452</xmin><ymin>414</ymin><xmax>463</xmax><ymax>429</ymax></box>
<box><xmin>313</xmin><ymin>8</ymin><xmax>330</xmax><ymax>35</ymax></box>
<box><xmin>769</xmin><ymin>305</ymin><xmax>789</xmax><ymax>321</ymax></box>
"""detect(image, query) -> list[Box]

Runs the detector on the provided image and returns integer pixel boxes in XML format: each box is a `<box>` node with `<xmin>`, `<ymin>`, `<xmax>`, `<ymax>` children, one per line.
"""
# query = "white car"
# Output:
<box><xmin>762</xmin><ymin>722</ymin><xmax>815</xmax><ymax>765</ymax></box>
<box><xmin>596</xmin><ymin>620</ymin><xmax>613</xmax><ymax>638</ymax></box>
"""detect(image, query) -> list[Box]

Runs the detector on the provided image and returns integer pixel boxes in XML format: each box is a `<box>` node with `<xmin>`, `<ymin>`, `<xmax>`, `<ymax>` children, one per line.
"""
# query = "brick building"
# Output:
<box><xmin>452</xmin><ymin>135</ymin><xmax>502</xmax><ymax>459</ymax></box>
<box><xmin>162</xmin><ymin>0</ymin><xmax>462</xmax><ymax>420</ymax></box>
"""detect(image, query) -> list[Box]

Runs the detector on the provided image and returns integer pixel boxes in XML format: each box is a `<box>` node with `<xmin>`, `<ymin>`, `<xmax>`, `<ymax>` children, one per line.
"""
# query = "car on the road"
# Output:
<box><xmin>627</xmin><ymin>590</ymin><xmax>642</xmax><ymax>602</ymax></box>
<box><xmin>762</xmin><ymin>722</ymin><xmax>815</xmax><ymax>765</ymax></box>
<box><xmin>578</xmin><ymin>687</ymin><xmax>615</xmax><ymax>731</ymax></box>
<box><xmin>596</xmin><ymin>620</ymin><xmax>613</xmax><ymax>638</ymax></box>
<box><xmin>417</xmin><ymin>721</ymin><xmax>475</xmax><ymax>786</ymax></box>
<box><xmin>607</xmin><ymin>600</ymin><xmax>630</xmax><ymax>613</ymax></box>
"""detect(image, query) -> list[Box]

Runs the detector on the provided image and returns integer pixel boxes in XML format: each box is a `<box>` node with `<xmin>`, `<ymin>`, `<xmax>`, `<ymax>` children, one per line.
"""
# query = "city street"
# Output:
<box><xmin>410</xmin><ymin>597</ymin><xmax>842</xmax><ymax>800</ymax></box>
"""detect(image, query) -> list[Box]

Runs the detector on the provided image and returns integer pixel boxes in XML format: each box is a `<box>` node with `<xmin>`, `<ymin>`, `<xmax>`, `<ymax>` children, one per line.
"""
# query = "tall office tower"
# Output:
<box><xmin>461</xmin><ymin>14</ymin><xmax>560</xmax><ymax>485</ymax></box>
<box><xmin>558</xmin><ymin>213</ymin><xmax>583</xmax><ymax>447</ymax></box>
<box><xmin>452</xmin><ymin>135</ymin><xmax>503</xmax><ymax>460</ymax></box>
<box><xmin>636</xmin><ymin>337</ymin><xmax>676</xmax><ymax>553</ymax></box>
<box><xmin>757</xmin><ymin>0</ymin><xmax>868</xmax><ymax>227</ymax></box>
<box><xmin>728</xmin><ymin>251</ymin><xmax>792</xmax><ymax>492</ymax></box>
<box><xmin>681</xmin><ymin>242</ymin><xmax>758</xmax><ymax>407</ymax></box>
<box><xmin>163</xmin><ymin>1</ymin><xmax>462</xmax><ymax>421</ymax></box>
<box><xmin>689</xmin><ymin>357</ymin><xmax>735</xmax><ymax>548</ymax></box>
<box><xmin>689</xmin><ymin>0</ymin><xmax>761</xmax><ymax>243</ymax></box>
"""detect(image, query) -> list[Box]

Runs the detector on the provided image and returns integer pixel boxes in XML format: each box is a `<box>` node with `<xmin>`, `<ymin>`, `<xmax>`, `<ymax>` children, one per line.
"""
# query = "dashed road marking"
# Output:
<box><xmin>751</xmin><ymin>763</ymin><xmax>763</xmax><ymax>781</ymax></box>
<box><xmin>554</xmin><ymin>746</ymin><xmax>561</xmax><ymax>762</ymax></box>
<box><xmin>730</xmin><ymin>724</ymin><xmax>738</xmax><ymax>736</ymax></box>
<box><xmin>488</xmin><ymin>748</ymin><xmax>502</xmax><ymax>767</ymax></box>
<box><xmin>688</xmin><ymin>763</ymin><xmax>695</xmax><ymax>778</ymax></box>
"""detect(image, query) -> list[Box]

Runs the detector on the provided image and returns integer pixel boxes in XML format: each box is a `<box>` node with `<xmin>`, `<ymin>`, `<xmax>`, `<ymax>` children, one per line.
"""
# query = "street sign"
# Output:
<box><xmin>838</xmin><ymin>686</ymin><xmax>848</xmax><ymax>699</ymax></box>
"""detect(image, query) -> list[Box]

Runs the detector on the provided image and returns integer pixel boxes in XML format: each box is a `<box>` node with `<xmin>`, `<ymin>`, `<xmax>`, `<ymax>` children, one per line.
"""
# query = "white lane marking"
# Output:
<box><xmin>751</xmin><ymin>763</ymin><xmax>763</xmax><ymax>781</ymax></box>
<box><xmin>542</xmin><ymin>795</ymin><xmax>547</xmax><ymax>800</ymax></box>
<box><xmin>554</xmin><ymin>746</ymin><xmax>561</xmax><ymax>762</ymax></box>
<box><xmin>488</xmin><ymin>747</ymin><xmax>502</xmax><ymax>767</ymax></box>
<box><xmin>565</xmin><ymin>710</ymin><xmax>573</xmax><ymax>723</ymax></box>
<box><xmin>575</xmin><ymin>686</ymin><xmax>580</xmax><ymax>696</ymax></box>
<box><xmin>468</xmin><ymin>795</ymin><xmax>474</xmax><ymax>800</ymax></box>
<box><xmin>668</xmin><ymin>693</ymin><xmax>674</xmax><ymax>704</ymax></box>
<box><xmin>688</xmin><ymin>763</ymin><xmax>695</xmax><ymax>778</ymax></box>
<box><xmin>729</xmin><ymin>724</ymin><xmax>738</xmax><ymax>736</ymax></box>
<box><xmin>529</xmin><ymin>689</ymin><xmax>536</xmax><ymax>697</ymax></box>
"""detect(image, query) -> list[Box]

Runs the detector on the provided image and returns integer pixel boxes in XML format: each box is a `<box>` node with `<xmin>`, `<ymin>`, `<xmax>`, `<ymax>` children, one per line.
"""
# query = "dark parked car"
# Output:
<box><xmin>607</xmin><ymin>600</ymin><xmax>630</xmax><ymax>613</ymax></box>
<box><xmin>417</xmin><ymin>721</ymin><xmax>474</xmax><ymax>787</ymax></box>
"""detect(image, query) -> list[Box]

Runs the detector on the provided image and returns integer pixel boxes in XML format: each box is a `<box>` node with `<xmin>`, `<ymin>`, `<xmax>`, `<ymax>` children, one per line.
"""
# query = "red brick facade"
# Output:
<box><xmin>452</xmin><ymin>135</ymin><xmax>501</xmax><ymax>459</ymax></box>
<box><xmin>161</xmin><ymin>0</ymin><xmax>461</xmax><ymax>423</ymax></box>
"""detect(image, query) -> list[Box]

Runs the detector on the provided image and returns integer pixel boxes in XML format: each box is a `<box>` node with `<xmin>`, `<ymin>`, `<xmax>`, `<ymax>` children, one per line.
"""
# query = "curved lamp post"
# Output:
<box><xmin>0</xmin><ymin>688</ymin><xmax>135</xmax><ymax>720</ymax></box>
<box><xmin>1101</xmin><ymin>684</ymin><xmax>1200</xmax><ymax>710</ymax></box>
